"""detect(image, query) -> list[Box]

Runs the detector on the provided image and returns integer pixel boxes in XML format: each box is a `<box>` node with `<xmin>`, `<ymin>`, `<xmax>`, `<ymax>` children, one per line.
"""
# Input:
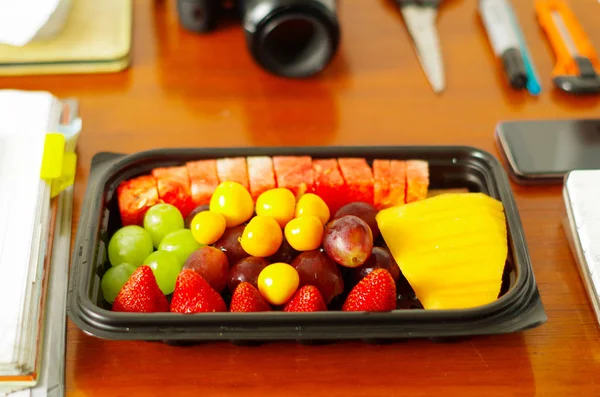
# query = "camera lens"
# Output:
<box><xmin>244</xmin><ymin>1</ymin><xmax>340</xmax><ymax>78</ymax></box>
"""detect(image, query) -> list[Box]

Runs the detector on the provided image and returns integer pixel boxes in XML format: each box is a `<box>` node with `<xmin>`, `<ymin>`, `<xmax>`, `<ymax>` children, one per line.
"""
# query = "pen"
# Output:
<box><xmin>478</xmin><ymin>0</ymin><xmax>528</xmax><ymax>89</ymax></box>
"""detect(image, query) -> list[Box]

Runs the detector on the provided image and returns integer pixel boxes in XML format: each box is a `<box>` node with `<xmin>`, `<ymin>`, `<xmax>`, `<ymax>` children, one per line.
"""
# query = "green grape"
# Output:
<box><xmin>107</xmin><ymin>225</ymin><xmax>154</xmax><ymax>267</ymax></box>
<box><xmin>101</xmin><ymin>263</ymin><xmax>137</xmax><ymax>304</ymax></box>
<box><xmin>144</xmin><ymin>250</ymin><xmax>182</xmax><ymax>295</ymax></box>
<box><xmin>143</xmin><ymin>203</ymin><xmax>184</xmax><ymax>248</ymax></box>
<box><xmin>158</xmin><ymin>229</ymin><xmax>203</xmax><ymax>265</ymax></box>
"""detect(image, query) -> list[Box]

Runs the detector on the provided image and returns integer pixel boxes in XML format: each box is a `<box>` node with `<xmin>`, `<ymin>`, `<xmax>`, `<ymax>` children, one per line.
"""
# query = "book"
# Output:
<box><xmin>0</xmin><ymin>0</ymin><xmax>132</xmax><ymax>76</ymax></box>
<box><xmin>0</xmin><ymin>90</ymin><xmax>79</xmax><ymax>395</ymax></box>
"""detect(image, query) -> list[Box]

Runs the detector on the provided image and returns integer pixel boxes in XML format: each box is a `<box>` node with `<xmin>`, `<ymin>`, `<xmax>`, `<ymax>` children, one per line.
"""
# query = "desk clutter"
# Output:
<box><xmin>0</xmin><ymin>91</ymin><xmax>80</xmax><ymax>396</ymax></box>
<box><xmin>172</xmin><ymin>0</ymin><xmax>600</xmax><ymax>95</ymax></box>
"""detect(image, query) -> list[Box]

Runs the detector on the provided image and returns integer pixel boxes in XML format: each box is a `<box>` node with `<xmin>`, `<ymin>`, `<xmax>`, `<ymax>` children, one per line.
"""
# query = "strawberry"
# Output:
<box><xmin>170</xmin><ymin>269</ymin><xmax>227</xmax><ymax>313</ymax></box>
<box><xmin>230</xmin><ymin>282</ymin><xmax>271</xmax><ymax>312</ymax></box>
<box><xmin>342</xmin><ymin>268</ymin><xmax>397</xmax><ymax>312</ymax></box>
<box><xmin>112</xmin><ymin>266</ymin><xmax>169</xmax><ymax>313</ymax></box>
<box><xmin>283</xmin><ymin>285</ymin><xmax>327</xmax><ymax>312</ymax></box>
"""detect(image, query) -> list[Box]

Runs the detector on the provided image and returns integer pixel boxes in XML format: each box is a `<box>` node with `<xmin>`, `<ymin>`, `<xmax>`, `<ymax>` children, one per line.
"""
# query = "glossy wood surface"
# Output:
<box><xmin>3</xmin><ymin>0</ymin><xmax>600</xmax><ymax>395</ymax></box>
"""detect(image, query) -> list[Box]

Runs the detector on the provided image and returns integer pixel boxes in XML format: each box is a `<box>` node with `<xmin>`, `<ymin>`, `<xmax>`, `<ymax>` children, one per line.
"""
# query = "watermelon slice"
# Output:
<box><xmin>152</xmin><ymin>166</ymin><xmax>195</xmax><ymax>218</ymax></box>
<box><xmin>273</xmin><ymin>156</ymin><xmax>314</xmax><ymax>198</ymax></box>
<box><xmin>337</xmin><ymin>158</ymin><xmax>374</xmax><ymax>206</ymax></box>
<box><xmin>373</xmin><ymin>160</ymin><xmax>391</xmax><ymax>210</ymax></box>
<box><xmin>312</xmin><ymin>159</ymin><xmax>348</xmax><ymax>214</ymax></box>
<box><xmin>405</xmin><ymin>160</ymin><xmax>429</xmax><ymax>203</ymax></box>
<box><xmin>217</xmin><ymin>157</ymin><xmax>249</xmax><ymax>189</ymax></box>
<box><xmin>186</xmin><ymin>159</ymin><xmax>219</xmax><ymax>206</ymax></box>
<box><xmin>117</xmin><ymin>175</ymin><xmax>161</xmax><ymax>226</ymax></box>
<box><xmin>247</xmin><ymin>156</ymin><xmax>276</xmax><ymax>201</ymax></box>
<box><xmin>389</xmin><ymin>160</ymin><xmax>407</xmax><ymax>206</ymax></box>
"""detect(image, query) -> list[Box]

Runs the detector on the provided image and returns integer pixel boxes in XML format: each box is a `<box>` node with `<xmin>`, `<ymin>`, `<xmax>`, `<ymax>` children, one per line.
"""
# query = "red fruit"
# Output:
<box><xmin>273</xmin><ymin>156</ymin><xmax>314</xmax><ymax>198</ymax></box>
<box><xmin>283</xmin><ymin>285</ymin><xmax>327</xmax><ymax>312</ymax></box>
<box><xmin>112</xmin><ymin>266</ymin><xmax>169</xmax><ymax>313</ymax></box>
<box><xmin>152</xmin><ymin>166</ymin><xmax>195</xmax><ymax>218</ymax></box>
<box><xmin>247</xmin><ymin>156</ymin><xmax>276</xmax><ymax>201</ymax></box>
<box><xmin>373</xmin><ymin>159</ymin><xmax>391</xmax><ymax>210</ymax></box>
<box><xmin>390</xmin><ymin>160</ymin><xmax>407</xmax><ymax>206</ymax></box>
<box><xmin>217</xmin><ymin>157</ymin><xmax>249</xmax><ymax>189</ymax></box>
<box><xmin>373</xmin><ymin>160</ymin><xmax>406</xmax><ymax>209</ymax></box>
<box><xmin>337</xmin><ymin>158</ymin><xmax>374</xmax><ymax>206</ymax></box>
<box><xmin>312</xmin><ymin>159</ymin><xmax>348</xmax><ymax>214</ymax></box>
<box><xmin>187</xmin><ymin>159</ymin><xmax>219</xmax><ymax>206</ymax></box>
<box><xmin>230</xmin><ymin>282</ymin><xmax>271</xmax><ymax>312</ymax></box>
<box><xmin>117</xmin><ymin>175</ymin><xmax>161</xmax><ymax>226</ymax></box>
<box><xmin>170</xmin><ymin>269</ymin><xmax>227</xmax><ymax>314</ymax></box>
<box><xmin>405</xmin><ymin>160</ymin><xmax>429</xmax><ymax>203</ymax></box>
<box><xmin>342</xmin><ymin>269</ymin><xmax>396</xmax><ymax>312</ymax></box>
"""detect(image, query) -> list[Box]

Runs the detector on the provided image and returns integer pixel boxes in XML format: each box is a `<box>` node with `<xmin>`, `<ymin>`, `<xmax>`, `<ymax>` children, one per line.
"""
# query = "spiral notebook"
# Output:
<box><xmin>0</xmin><ymin>90</ymin><xmax>79</xmax><ymax>396</ymax></box>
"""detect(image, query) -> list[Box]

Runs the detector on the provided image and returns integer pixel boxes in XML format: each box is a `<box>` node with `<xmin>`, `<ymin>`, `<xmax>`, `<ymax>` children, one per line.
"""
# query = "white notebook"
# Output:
<box><xmin>563</xmin><ymin>169</ymin><xmax>600</xmax><ymax>326</ymax></box>
<box><xmin>0</xmin><ymin>90</ymin><xmax>62</xmax><ymax>381</ymax></box>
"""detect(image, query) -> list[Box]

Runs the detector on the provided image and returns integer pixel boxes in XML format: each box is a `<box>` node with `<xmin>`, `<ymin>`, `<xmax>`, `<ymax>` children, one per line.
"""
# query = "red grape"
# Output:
<box><xmin>334</xmin><ymin>202</ymin><xmax>380</xmax><ymax>239</ymax></box>
<box><xmin>214</xmin><ymin>225</ymin><xmax>249</xmax><ymax>265</ymax></box>
<box><xmin>183</xmin><ymin>246</ymin><xmax>229</xmax><ymax>292</ymax></box>
<box><xmin>323</xmin><ymin>215</ymin><xmax>373</xmax><ymax>268</ymax></box>
<box><xmin>291</xmin><ymin>250</ymin><xmax>344</xmax><ymax>304</ymax></box>
<box><xmin>228</xmin><ymin>257</ymin><xmax>270</xmax><ymax>293</ymax></box>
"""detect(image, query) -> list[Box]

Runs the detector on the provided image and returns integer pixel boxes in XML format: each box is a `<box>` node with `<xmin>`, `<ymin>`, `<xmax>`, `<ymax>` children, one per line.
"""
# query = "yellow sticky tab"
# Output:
<box><xmin>41</xmin><ymin>133</ymin><xmax>66</xmax><ymax>180</ymax></box>
<box><xmin>51</xmin><ymin>152</ymin><xmax>77</xmax><ymax>198</ymax></box>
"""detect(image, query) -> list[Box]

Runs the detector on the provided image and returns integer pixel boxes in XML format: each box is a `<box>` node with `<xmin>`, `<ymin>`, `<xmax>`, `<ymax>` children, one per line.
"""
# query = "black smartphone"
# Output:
<box><xmin>495</xmin><ymin>119</ymin><xmax>600</xmax><ymax>185</ymax></box>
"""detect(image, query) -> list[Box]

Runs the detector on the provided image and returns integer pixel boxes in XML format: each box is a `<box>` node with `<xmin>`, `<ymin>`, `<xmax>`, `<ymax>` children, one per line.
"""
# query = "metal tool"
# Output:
<box><xmin>479</xmin><ymin>0</ymin><xmax>528</xmax><ymax>90</ymax></box>
<box><xmin>535</xmin><ymin>0</ymin><xmax>600</xmax><ymax>95</ymax></box>
<box><xmin>396</xmin><ymin>0</ymin><xmax>445</xmax><ymax>94</ymax></box>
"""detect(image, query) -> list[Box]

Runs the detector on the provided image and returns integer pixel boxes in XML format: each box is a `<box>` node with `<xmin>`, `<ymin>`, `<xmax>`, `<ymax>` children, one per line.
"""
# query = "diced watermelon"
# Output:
<box><xmin>389</xmin><ymin>160</ymin><xmax>407</xmax><ymax>206</ymax></box>
<box><xmin>337</xmin><ymin>158</ymin><xmax>374</xmax><ymax>206</ymax></box>
<box><xmin>247</xmin><ymin>156</ymin><xmax>276</xmax><ymax>201</ymax></box>
<box><xmin>273</xmin><ymin>156</ymin><xmax>314</xmax><ymax>198</ymax></box>
<box><xmin>312</xmin><ymin>159</ymin><xmax>348</xmax><ymax>214</ymax></box>
<box><xmin>186</xmin><ymin>159</ymin><xmax>219</xmax><ymax>206</ymax></box>
<box><xmin>117</xmin><ymin>175</ymin><xmax>161</xmax><ymax>226</ymax></box>
<box><xmin>405</xmin><ymin>160</ymin><xmax>429</xmax><ymax>203</ymax></box>
<box><xmin>217</xmin><ymin>157</ymin><xmax>249</xmax><ymax>189</ymax></box>
<box><xmin>373</xmin><ymin>160</ymin><xmax>391</xmax><ymax>210</ymax></box>
<box><xmin>152</xmin><ymin>166</ymin><xmax>195</xmax><ymax>218</ymax></box>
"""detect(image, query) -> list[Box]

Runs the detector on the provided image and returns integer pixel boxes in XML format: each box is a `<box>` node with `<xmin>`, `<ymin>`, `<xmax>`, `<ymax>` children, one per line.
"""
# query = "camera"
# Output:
<box><xmin>176</xmin><ymin>0</ymin><xmax>341</xmax><ymax>78</ymax></box>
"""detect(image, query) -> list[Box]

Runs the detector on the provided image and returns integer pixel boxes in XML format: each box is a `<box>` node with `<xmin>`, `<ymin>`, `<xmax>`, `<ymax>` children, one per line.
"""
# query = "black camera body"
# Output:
<box><xmin>176</xmin><ymin>0</ymin><xmax>340</xmax><ymax>78</ymax></box>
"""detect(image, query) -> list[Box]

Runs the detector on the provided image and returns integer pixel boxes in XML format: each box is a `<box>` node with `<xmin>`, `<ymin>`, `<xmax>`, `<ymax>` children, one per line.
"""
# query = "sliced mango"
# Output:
<box><xmin>376</xmin><ymin>193</ymin><xmax>508</xmax><ymax>310</ymax></box>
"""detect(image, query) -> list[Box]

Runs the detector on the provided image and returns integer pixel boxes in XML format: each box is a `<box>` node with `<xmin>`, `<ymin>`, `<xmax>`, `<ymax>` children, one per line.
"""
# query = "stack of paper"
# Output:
<box><xmin>0</xmin><ymin>90</ymin><xmax>79</xmax><ymax>396</ymax></box>
<box><xmin>563</xmin><ymin>170</ymin><xmax>600</xmax><ymax>326</ymax></box>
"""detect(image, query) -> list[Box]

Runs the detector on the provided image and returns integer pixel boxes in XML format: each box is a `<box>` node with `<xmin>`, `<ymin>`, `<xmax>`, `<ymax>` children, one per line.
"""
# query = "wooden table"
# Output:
<box><xmin>3</xmin><ymin>0</ymin><xmax>600</xmax><ymax>395</ymax></box>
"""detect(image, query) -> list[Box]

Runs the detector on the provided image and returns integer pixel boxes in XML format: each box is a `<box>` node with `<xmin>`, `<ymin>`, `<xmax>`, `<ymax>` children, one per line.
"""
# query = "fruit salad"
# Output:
<box><xmin>103</xmin><ymin>155</ymin><xmax>509</xmax><ymax>314</ymax></box>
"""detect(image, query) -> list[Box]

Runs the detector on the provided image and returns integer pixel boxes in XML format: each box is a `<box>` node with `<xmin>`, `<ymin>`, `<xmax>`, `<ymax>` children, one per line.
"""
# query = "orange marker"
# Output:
<box><xmin>535</xmin><ymin>0</ymin><xmax>600</xmax><ymax>94</ymax></box>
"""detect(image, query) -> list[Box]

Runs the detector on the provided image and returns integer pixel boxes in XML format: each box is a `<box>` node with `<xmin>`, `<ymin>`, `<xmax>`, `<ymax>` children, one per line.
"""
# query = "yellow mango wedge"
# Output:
<box><xmin>376</xmin><ymin>193</ymin><xmax>508</xmax><ymax>310</ymax></box>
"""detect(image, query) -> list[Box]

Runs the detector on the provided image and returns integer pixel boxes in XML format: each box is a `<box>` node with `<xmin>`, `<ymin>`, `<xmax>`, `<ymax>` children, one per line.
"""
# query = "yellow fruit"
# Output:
<box><xmin>190</xmin><ymin>211</ymin><xmax>226</xmax><ymax>245</ymax></box>
<box><xmin>209</xmin><ymin>181</ymin><xmax>254</xmax><ymax>228</ymax></box>
<box><xmin>295</xmin><ymin>193</ymin><xmax>330</xmax><ymax>225</ymax></box>
<box><xmin>257</xmin><ymin>263</ymin><xmax>300</xmax><ymax>305</ymax></box>
<box><xmin>256</xmin><ymin>188</ymin><xmax>296</xmax><ymax>228</ymax></box>
<box><xmin>240</xmin><ymin>215</ymin><xmax>283</xmax><ymax>257</ymax></box>
<box><xmin>376</xmin><ymin>193</ymin><xmax>508</xmax><ymax>310</ymax></box>
<box><xmin>284</xmin><ymin>216</ymin><xmax>324</xmax><ymax>251</ymax></box>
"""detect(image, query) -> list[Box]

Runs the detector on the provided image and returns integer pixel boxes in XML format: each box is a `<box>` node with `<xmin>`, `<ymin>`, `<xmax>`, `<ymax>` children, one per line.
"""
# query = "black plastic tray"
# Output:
<box><xmin>67</xmin><ymin>146</ymin><xmax>547</xmax><ymax>342</ymax></box>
